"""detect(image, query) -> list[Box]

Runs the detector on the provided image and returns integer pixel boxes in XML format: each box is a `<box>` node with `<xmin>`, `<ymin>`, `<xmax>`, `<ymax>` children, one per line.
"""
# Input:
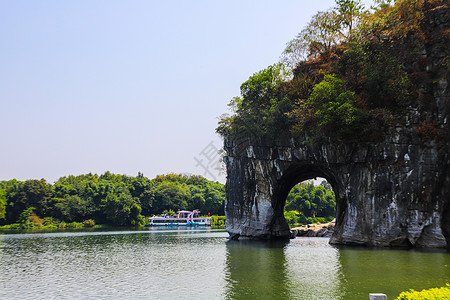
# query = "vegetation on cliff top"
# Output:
<box><xmin>217</xmin><ymin>0</ymin><xmax>448</xmax><ymax>142</ymax></box>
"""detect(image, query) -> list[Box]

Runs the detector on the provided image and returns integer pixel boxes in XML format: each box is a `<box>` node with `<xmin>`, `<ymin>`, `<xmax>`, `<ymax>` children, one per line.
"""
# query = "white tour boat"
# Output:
<box><xmin>147</xmin><ymin>210</ymin><xmax>211</xmax><ymax>226</ymax></box>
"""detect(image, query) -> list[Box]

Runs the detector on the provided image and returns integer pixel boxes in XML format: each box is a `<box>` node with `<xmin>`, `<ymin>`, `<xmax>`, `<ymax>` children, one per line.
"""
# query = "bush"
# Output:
<box><xmin>210</xmin><ymin>215</ymin><xmax>226</xmax><ymax>227</ymax></box>
<box><xmin>43</xmin><ymin>217</ymin><xmax>55</xmax><ymax>226</ymax></box>
<box><xmin>29</xmin><ymin>214</ymin><xmax>43</xmax><ymax>227</ymax></box>
<box><xmin>395</xmin><ymin>284</ymin><xmax>450</xmax><ymax>299</ymax></box>
<box><xmin>284</xmin><ymin>210</ymin><xmax>300</xmax><ymax>225</ymax></box>
<box><xmin>0</xmin><ymin>223</ymin><xmax>21</xmax><ymax>230</ymax></box>
<box><xmin>65</xmin><ymin>222</ymin><xmax>83</xmax><ymax>229</ymax></box>
<box><xmin>43</xmin><ymin>224</ymin><xmax>58</xmax><ymax>229</ymax></box>
<box><xmin>83</xmin><ymin>219</ymin><xmax>95</xmax><ymax>228</ymax></box>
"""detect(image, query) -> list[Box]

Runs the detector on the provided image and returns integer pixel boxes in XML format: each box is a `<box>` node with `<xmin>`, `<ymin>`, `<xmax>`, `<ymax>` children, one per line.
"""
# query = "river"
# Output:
<box><xmin>0</xmin><ymin>227</ymin><xmax>449</xmax><ymax>299</ymax></box>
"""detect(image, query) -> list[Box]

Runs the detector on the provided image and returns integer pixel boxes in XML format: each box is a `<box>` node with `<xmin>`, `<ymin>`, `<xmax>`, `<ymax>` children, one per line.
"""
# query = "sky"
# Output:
<box><xmin>0</xmin><ymin>0</ymin><xmax>374</xmax><ymax>184</ymax></box>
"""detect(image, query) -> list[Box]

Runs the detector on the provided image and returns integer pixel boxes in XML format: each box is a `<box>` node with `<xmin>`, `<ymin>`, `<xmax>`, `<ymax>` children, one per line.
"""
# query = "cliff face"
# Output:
<box><xmin>223</xmin><ymin>3</ymin><xmax>449</xmax><ymax>247</ymax></box>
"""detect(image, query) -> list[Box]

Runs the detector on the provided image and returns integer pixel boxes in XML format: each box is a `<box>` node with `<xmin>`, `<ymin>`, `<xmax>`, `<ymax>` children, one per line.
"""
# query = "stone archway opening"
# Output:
<box><xmin>269</xmin><ymin>163</ymin><xmax>346</xmax><ymax>241</ymax></box>
<box><xmin>283</xmin><ymin>177</ymin><xmax>336</xmax><ymax>228</ymax></box>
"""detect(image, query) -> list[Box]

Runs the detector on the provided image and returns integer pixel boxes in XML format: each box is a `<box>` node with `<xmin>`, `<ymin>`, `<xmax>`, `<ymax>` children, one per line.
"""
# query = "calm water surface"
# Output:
<box><xmin>0</xmin><ymin>228</ymin><xmax>449</xmax><ymax>299</ymax></box>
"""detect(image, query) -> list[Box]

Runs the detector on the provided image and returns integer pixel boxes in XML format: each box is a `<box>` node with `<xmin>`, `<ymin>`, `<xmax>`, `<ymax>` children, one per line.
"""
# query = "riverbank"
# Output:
<box><xmin>290</xmin><ymin>219</ymin><xmax>335</xmax><ymax>238</ymax></box>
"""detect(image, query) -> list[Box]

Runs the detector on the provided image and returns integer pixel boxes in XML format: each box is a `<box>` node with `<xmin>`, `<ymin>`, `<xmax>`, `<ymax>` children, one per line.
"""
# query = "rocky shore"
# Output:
<box><xmin>291</xmin><ymin>219</ymin><xmax>335</xmax><ymax>238</ymax></box>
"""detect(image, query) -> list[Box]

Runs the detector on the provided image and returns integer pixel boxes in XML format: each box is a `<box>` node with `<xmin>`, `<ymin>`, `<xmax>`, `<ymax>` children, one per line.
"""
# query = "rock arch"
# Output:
<box><xmin>271</xmin><ymin>163</ymin><xmax>345</xmax><ymax>240</ymax></box>
<box><xmin>223</xmin><ymin>134</ymin><xmax>449</xmax><ymax>247</ymax></box>
<box><xmin>222</xmin><ymin>2</ymin><xmax>449</xmax><ymax>247</ymax></box>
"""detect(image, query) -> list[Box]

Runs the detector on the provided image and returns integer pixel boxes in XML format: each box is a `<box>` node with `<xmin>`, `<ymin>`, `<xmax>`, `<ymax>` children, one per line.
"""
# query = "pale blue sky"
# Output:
<box><xmin>0</xmin><ymin>0</ymin><xmax>373</xmax><ymax>183</ymax></box>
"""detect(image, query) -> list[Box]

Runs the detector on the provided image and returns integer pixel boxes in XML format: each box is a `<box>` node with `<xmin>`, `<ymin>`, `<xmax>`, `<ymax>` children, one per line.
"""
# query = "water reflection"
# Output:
<box><xmin>0</xmin><ymin>229</ymin><xmax>229</xmax><ymax>299</ymax></box>
<box><xmin>1</xmin><ymin>230</ymin><xmax>449</xmax><ymax>299</ymax></box>
<box><xmin>337</xmin><ymin>246</ymin><xmax>450</xmax><ymax>300</ymax></box>
<box><xmin>224</xmin><ymin>238</ymin><xmax>345</xmax><ymax>300</ymax></box>
<box><xmin>283</xmin><ymin>238</ymin><xmax>345</xmax><ymax>299</ymax></box>
<box><xmin>224</xmin><ymin>239</ymin><xmax>291</xmax><ymax>299</ymax></box>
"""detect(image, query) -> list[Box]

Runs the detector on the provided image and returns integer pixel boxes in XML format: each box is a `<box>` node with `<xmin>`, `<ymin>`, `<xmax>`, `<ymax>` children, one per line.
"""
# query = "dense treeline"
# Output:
<box><xmin>0</xmin><ymin>172</ymin><xmax>225</xmax><ymax>228</ymax></box>
<box><xmin>284</xmin><ymin>180</ymin><xmax>336</xmax><ymax>225</ymax></box>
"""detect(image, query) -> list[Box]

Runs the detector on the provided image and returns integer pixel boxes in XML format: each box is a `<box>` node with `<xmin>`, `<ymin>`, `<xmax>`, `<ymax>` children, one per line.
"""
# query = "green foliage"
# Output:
<box><xmin>102</xmin><ymin>192</ymin><xmax>142</xmax><ymax>226</ymax></box>
<box><xmin>0</xmin><ymin>179</ymin><xmax>52</xmax><ymax>224</ymax></box>
<box><xmin>218</xmin><ymin>0</ymin><xmax>434</xmax><ymax>145</ymax></box>
<box><xmin>18</xmin><ymin>207</ymin><xmax>34</xmax><ymax>224</ymax></box>
<box><xmin>153</xmin><ymin>182</ymin><xmax>190</xmax><ymax>213</ymax></box>
<box><xmin>239</xmin><ymin>63</ymin><xmax>289</xmax><ymax>110</ymax></box>
<box><xmin>210</xmin><ymin>215</ymin><xmax>226</xmax><ymax>227</ymax></box>
<box><xmin>308</xmin><ymin>74</ymin><xmax>364</xmax><ymax>136</ymax></box>
<box><xmin>282</xmin><ymin>0</ymin><xmax>364</xmax><ymax>66</ymax></box>
<box><xmin>151</xmin><ymin>173</ymin><xmax>225</xmax><ymax>216</ymax></box>
<box><xmin>0</xmin><ymin>172</ymin><xmax>225</xmax><ymax>229</ymax></box>
<box><xmin>162</xmin><ymin>209</ymin><xmax>176</xmax><ymax>216</ymax></box>
<box><xmin>395</xmin><ymin>284</ymin><xmax>450</xmax><ymax>300</ymax></box>
<box><xmin>285</xmin><ymin>210</ymin><xmax>334</xmax><ymax>226</ymax></box>
<box><xmin>83</xmin><ymin>219</ymin><xmax>95</xmax><ymax>227</ymax></box>
<box><xmin>285</xmin><ymin>181</ymin><xmax>336</xmax><ymax>220</ymax></box>
<box><xmin>338</xmin><ymin>39</ymin><xmax>412</xmax><ymax>110</ymax></box>
<box><xmin>371</xmin><ymin>0</ymin><xmax>393</xmax><ymax>11</ymax></box>
<box><xmin>216</xmin><ymin>63</ymin><xmax>292</xmax><ymax>139</ymax></box>
<box><xmin>282</xmin><ymin>10</ymin><xmax>342</xmax><ymax>64</ymax></box>
<box><xmin>284</xmin><ymin>210</ymin><xmax>300</xmax><ymax>225</ymax></box>
<box><xmin>334</xmin><ymin>0</ymin><xmax>364</xmax><ymax>38</ymax></box>
<box><xmin>51</xmin><ymin>195</ymin><xmax>90</xmax><ymax>223</ymax></box>
<box><xmin>65</xmin><ymin>222</ymin><xmax>84</xmax><ymax>229</ymax></box>
<box><xmin>0</xmin><ymin>189</ymin><xmax>6</xmax><ymax>220</ymax></box>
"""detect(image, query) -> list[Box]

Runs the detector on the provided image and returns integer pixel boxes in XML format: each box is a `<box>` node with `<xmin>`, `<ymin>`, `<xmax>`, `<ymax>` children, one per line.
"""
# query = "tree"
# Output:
<box><xmin>335</xmin><ymin>0</ymin><xmax>365</xmax><ymax>39</ymax></box>
<box><xmin>371</xmin><ymin>0</ymin><xmax>393</xmax><ymax>11</ymax></box>
<box><xmin>307</xmin><ymin>74</ymin><xmax>364</xmax><ymax>136</ymax></box>
<box><xmin>102</xmin><ymin>192</ymin><xmax>142</xmax><ymax>226</ymax></box>
<box><xmin>284</xmin><ymin>181</ymin><xmax>336</xmax><ymax>219</ymax></box>
<box><xmin>239</xmin><ymin>63</ymin><xmax>289</xmax><ymax>111</ymax></box>
<box><xmin>129</xmin><ymin>176</ymin><xmax>154</xmax><ymax>216</ymax></box>
<box><xmin>203</xmin><ymin>187</ymin><xmax>225</xmax><ymax>216</ymax></box>
<box><xmin>153</xmin><ymin>182</ymin><xmax>190</xmax><ymax>214</ymax></box>
<box><xmin>0</xmin><ymin>189</ymin><xmax>6</xmax><ymax>220</ymax></box>
<box><xmin>18</xmin><ymin>207</ymin><xmax>34</xmax><ymax>224</ymax></box>
<box><xmin>320</xmin><ymin>180</ymin><xmax>332</xmax><ymax>191</ymax></box>
<box><xmin>51</xmin><ymin>195</ymin><xmax>90</xmax><ymax>222</ymax></box>
<box><xmin>282</xmin><ymin>10</ymin><xmax>342</xmax><ymax>66</ymax></box>
<box><xmin>21</xmin><ymin>179</ymin><xmax>52</xmax><ymax>217</ymax></box>
<box><xmin>281</xmin><ymin>0</ymin><xmax>364</xmax><ymax>68</ymax></box>
<box><xmin>188</xmin><ymin>186</ymin><xmax>205</xmax><ymax>210</ymax></box>
<box><xmin>2</xmin><ymin>180</ymin><xmax>24</xmax><ymax>224</ymax></box>
<box><xmin>216</xmin><ymin>63</ymin><xmax>291</xmax><ymax>138</ymax></box>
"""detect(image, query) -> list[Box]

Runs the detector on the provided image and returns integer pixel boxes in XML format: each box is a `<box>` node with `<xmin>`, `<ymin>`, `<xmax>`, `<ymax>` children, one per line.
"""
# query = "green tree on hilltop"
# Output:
<box><xmin>335</xmin><ymin>0</ymin><xmax>364</xmax><ymax>39</ymax></box>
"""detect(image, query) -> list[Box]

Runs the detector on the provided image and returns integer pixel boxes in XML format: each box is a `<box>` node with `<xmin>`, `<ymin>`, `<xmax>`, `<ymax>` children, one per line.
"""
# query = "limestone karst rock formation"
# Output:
<box><xmin>223</xmin><ymin>2</ymin><xmax>449</xmax><ymax>247</ymax></box>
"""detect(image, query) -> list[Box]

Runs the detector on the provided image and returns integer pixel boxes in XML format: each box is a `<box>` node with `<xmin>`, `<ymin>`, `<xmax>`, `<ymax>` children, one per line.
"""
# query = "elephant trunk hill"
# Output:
<box><xmin>221</xmin><ymin>1</ymin><xmax>449</xmax><ymax>247</ymax></box>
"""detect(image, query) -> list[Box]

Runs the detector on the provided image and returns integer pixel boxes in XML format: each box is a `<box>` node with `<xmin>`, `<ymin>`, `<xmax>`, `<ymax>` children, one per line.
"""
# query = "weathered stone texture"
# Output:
<box><xmin>223</xmin><ymin>3</ymin><xmax>449</xmax><ymax>247</ymax></box>
<box><xmin>224</xmin><ymin>128</ymin><xmax>448</xmax><ymax>247</ymax></box>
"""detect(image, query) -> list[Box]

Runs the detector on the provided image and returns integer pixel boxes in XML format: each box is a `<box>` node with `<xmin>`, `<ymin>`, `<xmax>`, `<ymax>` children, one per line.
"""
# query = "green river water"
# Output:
<box><xmin>0</xmin><ymin>227</ymin><xmax>449</xmax><ymax>299</ymax></box>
